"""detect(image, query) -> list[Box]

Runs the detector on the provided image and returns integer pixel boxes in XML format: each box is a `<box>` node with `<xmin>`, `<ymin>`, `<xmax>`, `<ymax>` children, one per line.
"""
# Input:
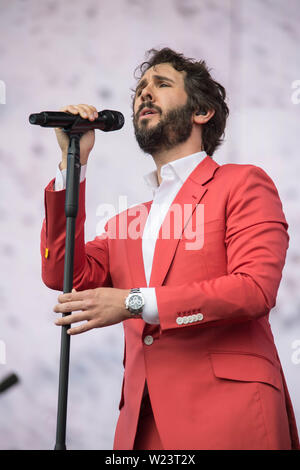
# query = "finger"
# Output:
<box><xmin>57</xmin><ymin>288</ymin><xmax>93</xmax><ymax>305</ymax></box>
<box><xmin>53</xmin><ymin>300</ymin><xmax>86</xmax><ymax>314</ymax></box>
<box><xmin>59</xmin><ymin>105</ymin><xmax>79</xmax><ymax>114</ymax></box>
<box><xmin>87</xmin><ymin>105</ymin><xmax>98</xmax><ymax>118</ymax></box>
<box><xmin>55</xmin><ymin>311</ymin><xmax>90</xmax><ymax>326</ymax></box>
<box><xmin>79</xmin><ymin>104</ymin><xmax>98</xmax><ymax>118</ymax></box>
<box><xmin>57</xmin><ymin>290</ymin><xmax>82</xmax><ymax>303</ymax></box>
<box><xmin>71</xmin><ymin>104</ymin><xmax>96</xmax><ymax>120</ymax></box>
<box><xmin>60</xmin><ymin>104</ymin><xmax>97</xmax><ymax>120</ymax></box>
<box><xmin>67</xmin><ymin>319</ymin><xmax>98</xmax><ymax>336</ymax></box>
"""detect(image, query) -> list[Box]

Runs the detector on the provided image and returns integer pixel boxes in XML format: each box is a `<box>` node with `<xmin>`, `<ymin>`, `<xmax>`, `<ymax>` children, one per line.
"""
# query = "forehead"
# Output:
<box><xmin>137</xmin><ymin>62</ymin><xmax>185</xmax><ymax>88</ymax></box>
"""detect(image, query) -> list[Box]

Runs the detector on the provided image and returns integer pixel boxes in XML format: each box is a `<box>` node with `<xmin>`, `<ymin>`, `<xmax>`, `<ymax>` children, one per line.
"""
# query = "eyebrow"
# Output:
<box><xmin>135</xmin><ymin>74</ymin><xmax>176</xmax><ymax>95</ymax></box>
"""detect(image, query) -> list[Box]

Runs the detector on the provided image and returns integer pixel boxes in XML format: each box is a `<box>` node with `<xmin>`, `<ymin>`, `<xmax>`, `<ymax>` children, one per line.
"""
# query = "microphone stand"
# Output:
<box><xmin>28</xmin><ymin>109</ymin><xmax>123</xmax><ymax>449</ymax></box>
<box><xmin>54</xmin><ymin>120</ymin><xmax>83</xmax><ymax>450</ymax></box>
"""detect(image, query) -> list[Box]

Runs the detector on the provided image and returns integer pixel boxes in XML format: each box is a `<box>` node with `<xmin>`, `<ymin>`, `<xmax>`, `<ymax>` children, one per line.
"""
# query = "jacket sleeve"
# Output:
<box><xmin>155</xmin><ymin>166</ymin><xmax>289</xmax><ymax>332</ymax></box>
<box><xmin>40</xmin><ymin>178</ymin><xmax>112</xmax><ymax>291</ymax></box>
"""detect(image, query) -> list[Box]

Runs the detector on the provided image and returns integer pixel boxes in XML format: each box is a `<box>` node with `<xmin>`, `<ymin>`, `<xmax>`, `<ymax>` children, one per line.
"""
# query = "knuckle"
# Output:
<box><xmin>84</xmin><ymin>298</ymin><xmax>93</xmax><ymax>309</ymax></box>
<box><xmin>82</xmin><ymin>289</ymin><xmax>92</xmax><ymax>298</ymax></box>
<box><xmin>60</xmin><ymin>105</ymin><xmax>72</xmax><ymax>111</ymax></box>
<box><xmin>63</xmin><ymin>303</ymin><xmax>72</xmax><ymax>313</ymax></box>
<box><xmin>78</xmin><ymin>324</ymin><xmax>86</xmax><ymax>333</ymax></box>
<box><xmin>58</xmin><ymin>293</ymin><xmax>69</xmax><ymax>302</ymax></box>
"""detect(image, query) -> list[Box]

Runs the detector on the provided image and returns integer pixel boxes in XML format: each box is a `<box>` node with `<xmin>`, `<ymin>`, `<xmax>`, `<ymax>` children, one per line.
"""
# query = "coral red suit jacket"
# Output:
<box><xmin>41</xmin><ymin>155</ymin><xmax>299</xmax><ymax>450</ymax></box>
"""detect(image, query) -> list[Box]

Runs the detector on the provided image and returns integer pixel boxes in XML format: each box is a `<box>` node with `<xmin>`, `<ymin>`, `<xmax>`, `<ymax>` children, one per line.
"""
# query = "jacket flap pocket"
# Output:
<box><xmin>210</xmin><ymin>352</ymin><xmax>281</xmax><ymax>390</ymax></box>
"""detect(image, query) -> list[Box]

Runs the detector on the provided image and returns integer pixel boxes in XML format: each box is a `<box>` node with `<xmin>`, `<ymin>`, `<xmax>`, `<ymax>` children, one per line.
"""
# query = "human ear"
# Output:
<box><xmin>194</xmin><ymin>108</ymin><xmax>215</xmax><ymax>124</ymax></box>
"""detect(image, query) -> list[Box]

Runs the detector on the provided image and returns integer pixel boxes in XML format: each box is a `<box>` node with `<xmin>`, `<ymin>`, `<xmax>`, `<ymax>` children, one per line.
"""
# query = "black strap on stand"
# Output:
<box><xmin>54</xmin><ymin>119</ymin><xmax>85</xmax><ymax>450</ymax></box>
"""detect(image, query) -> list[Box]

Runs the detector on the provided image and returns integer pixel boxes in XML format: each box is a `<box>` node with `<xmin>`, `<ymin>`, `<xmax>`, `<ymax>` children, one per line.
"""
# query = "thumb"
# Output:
<box><xmin>72</xmin><ymin>288</ymin><xmax>77</xmax><ymax>293</ymax></box>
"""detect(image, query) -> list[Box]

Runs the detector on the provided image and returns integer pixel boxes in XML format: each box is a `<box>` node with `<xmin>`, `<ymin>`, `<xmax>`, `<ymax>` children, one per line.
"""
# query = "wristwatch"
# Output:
<box><xmin>125</xmin><ymin>288</ymin><xmax>145</xmax><ymax>317</ymax></box>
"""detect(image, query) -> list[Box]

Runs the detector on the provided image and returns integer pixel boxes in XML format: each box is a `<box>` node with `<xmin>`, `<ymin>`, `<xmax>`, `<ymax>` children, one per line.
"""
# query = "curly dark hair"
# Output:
<box><xmin>133</xmin><ymin>47</ymin><xmax>229</xmax><ymax>156</ymax></box>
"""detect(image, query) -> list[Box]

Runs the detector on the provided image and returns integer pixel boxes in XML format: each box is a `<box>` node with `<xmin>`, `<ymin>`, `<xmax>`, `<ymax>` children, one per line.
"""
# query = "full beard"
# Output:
<box><xmin>133</xmin><ymin>101</ymin><xmax>194</xmax><ymax>155</ymax></box>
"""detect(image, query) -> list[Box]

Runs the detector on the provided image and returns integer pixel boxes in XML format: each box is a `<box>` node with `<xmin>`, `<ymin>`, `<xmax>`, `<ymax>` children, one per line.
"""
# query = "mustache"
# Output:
<box><xmin>136</xmin><ymin>102</ymin><xmax>162</xmax><ymax>119</ymax></box>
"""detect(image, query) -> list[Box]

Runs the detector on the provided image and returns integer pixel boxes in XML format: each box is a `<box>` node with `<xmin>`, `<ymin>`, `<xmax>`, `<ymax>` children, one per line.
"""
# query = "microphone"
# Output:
<box><xmin>29</xmin><ymin>109</ymin><xmax>124</xmax><ymax>132</ymax></box>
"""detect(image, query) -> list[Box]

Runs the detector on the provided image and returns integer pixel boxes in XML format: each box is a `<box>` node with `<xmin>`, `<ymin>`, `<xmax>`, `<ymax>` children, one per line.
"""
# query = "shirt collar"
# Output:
<box><xmin>143</xmin><ymin>150</ymin><xmax>207</xmax><ymax>193</ymax></box>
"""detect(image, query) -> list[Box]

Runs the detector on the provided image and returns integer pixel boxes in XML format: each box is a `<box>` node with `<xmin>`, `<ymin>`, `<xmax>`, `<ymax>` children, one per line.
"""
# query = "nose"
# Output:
<box><xmin>140</xmin><ymin>83</ymin><xmax>154</xmax><ymax>102</ymax></box>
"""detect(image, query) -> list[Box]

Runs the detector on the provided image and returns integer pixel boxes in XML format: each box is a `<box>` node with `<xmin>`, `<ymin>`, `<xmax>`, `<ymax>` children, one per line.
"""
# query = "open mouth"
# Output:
<box><xmin>139</xmin><ymin>108</ymin><xmax>159</xmax><ymax>119</ymax></box>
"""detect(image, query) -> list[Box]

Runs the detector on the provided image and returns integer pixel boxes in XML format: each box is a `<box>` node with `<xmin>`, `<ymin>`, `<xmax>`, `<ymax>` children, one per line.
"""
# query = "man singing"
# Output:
<box><xmin>41</xmin><ymin>48</ymin><xmax>299</xmax><ymax>450</ymax></box>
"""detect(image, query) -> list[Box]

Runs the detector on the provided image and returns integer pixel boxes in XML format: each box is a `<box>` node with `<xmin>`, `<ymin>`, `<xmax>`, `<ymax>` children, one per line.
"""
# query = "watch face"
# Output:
<box><xmin>130</xmin><ymin>294</ymin><xmax>143</xmax><ymax>310</ymax></box>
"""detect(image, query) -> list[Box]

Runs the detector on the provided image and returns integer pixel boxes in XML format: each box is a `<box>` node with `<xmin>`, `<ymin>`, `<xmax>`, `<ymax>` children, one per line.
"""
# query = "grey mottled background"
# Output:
<box><xmin>0</xmin><ymin>0</ymin><xmax>299</xmax><ymax>450</ymax></box>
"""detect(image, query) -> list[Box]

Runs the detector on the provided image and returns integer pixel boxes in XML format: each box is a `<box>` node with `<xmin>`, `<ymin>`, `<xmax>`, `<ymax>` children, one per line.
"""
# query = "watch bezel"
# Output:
<box><xmin>125</xmin><ymin>289</ymin><xmax>145</xmax><ymax>316</ymax></box>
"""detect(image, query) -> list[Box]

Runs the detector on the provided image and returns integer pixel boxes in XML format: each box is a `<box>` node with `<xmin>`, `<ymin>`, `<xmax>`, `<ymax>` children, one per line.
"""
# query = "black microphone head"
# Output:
<box><xmin>98</xmin><ymin>110</ymin><xmax>124</xmax><ymax>131</ymax></box>
<box><xmin>113</xmin><ymin>111</ymin><xmax>125</xmax><ymax>130</ymax></box>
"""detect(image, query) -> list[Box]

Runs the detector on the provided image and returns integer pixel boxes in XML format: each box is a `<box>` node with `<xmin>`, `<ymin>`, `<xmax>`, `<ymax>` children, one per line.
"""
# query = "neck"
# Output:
<box><xmin>152</xmin><ymin>129</ymin><xmax>204</xmax><ymax>185</ymax></box>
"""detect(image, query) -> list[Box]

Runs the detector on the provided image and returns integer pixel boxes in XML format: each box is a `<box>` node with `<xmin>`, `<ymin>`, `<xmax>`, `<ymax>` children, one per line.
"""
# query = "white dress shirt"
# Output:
<box><xmin>54</xmin><ymin>150</ymin><xmax>207</xmax><ymax>324</ymax></box>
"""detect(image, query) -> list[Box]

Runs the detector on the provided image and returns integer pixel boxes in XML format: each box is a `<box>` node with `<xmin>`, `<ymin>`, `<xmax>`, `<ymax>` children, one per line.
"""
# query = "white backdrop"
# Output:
<box><xmin>0</xmin><ymin>0</ymin><xmax>299</xmax><ymax>449</ymax></box>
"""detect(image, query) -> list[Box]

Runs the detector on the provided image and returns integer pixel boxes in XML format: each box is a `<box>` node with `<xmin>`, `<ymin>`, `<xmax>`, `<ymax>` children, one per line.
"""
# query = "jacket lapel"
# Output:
<box><xmin>149</xmin><ymin>155</ymin><xmax>220</xmax><ymax>287</ymax></box>
<box><xmin>125</xmin><ymin>199</ymin><xmax>152</xmax><ymax>287</ymax></box>
<box><xmin>125</xmin><ymin>155</ymin><xmax>219</xmax><ymax>288</ymax></box>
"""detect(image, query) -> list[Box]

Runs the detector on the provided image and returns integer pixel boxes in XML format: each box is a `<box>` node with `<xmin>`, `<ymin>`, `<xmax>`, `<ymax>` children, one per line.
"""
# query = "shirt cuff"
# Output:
<box><xmin>54</xmin><ymin>163</ymin><xmax>87</xmax><ymax>191</ymax></box>
<box><xmin>140</xmin><ymin>287</ymin><xmax>160</xmax><ymax>325</ymax></box>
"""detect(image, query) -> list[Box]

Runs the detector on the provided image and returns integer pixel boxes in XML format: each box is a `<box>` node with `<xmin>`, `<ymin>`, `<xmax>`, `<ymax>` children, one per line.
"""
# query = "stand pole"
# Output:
<box><xmin>54</xmin><ymin>132</ymin><xmax>82</xmax><ymax>450</ymax></box>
